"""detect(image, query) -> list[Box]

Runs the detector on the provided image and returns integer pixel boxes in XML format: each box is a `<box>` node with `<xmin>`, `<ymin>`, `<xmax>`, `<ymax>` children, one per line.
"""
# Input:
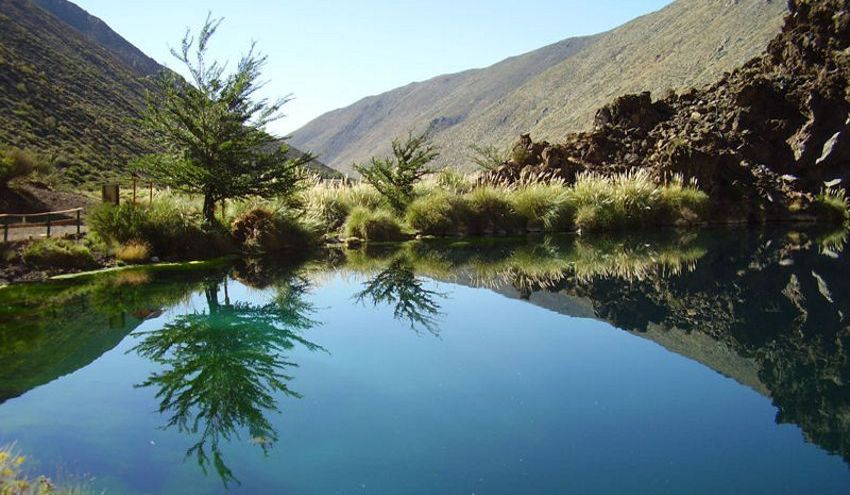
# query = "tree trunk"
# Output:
<box><xmin>202</xmin><ymin>194</ymin><xmax>217</xmax><ymax>225</ymax></box>
<box><xmin>205</xmin><ymin>282</ymin><xmax>220</xmax><ymax>314</ymax></box>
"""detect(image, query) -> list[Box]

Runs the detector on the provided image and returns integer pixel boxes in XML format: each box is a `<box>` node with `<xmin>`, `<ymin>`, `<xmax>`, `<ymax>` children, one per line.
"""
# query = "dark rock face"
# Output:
<box><xmin>479</xmin><ymin>133</ymin><xmax>586</xmax><ymax>184</ymax></box>
<box><xmin>593</xmin><ymin>92</ymin><xmax>669</xmax><ymax>131</ymax></box>
<box><xmin>482</xmin><ymin>0</ymin><xmax>850</xmax><ymax>220</ymax></box>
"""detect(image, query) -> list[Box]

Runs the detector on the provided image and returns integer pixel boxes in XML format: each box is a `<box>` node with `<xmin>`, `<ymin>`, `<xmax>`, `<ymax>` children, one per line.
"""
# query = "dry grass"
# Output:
<box><xmin>115</xmin><ymin>240</ymin><xmax>151</xmax><ymax>264</ymax></box>
<box><xmin>0</xmin><ymin>445</ymin><xmax>90</xmax><ymax>494</ymax></box>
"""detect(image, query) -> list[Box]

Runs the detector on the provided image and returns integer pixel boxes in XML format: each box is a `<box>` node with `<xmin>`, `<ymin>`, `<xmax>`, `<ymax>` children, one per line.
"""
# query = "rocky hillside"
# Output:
<box><xmin>0</xmin><ymin>0</ymin><xmax>159</xmax><ymax>184</ymax></box>
<box><xmin>291</xmin><ymin>0</ymin><xmax>787</xmax><ymax>173</ymax></box>
<box><xmin>0</xmin><ymin>0</ymin><xmax>336</xmax><ymax>186</ymax></box>
<box><xmin>485</xmin><ymin>0</ymin><xmax>849</xmax><ymax>221</ymax></box>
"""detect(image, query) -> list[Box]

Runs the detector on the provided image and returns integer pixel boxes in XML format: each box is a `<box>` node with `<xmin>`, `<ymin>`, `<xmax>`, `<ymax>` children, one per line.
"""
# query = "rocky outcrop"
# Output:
<box><xmin>481</xmin><ymin>133</ymin><xmax>586</xmax><ymax>184</ymax></box>
<box><xmin>482</xmin><ymin>0</ymin><xmax>850</xmax><ymax>221</ymax></box>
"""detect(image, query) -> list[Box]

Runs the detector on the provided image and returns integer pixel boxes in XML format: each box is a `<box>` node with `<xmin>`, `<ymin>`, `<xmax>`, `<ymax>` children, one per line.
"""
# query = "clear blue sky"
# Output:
<box><xmin>72</xmin><ymin>0</ymin><xmax>674</xmax><ymax>135</ymax></box>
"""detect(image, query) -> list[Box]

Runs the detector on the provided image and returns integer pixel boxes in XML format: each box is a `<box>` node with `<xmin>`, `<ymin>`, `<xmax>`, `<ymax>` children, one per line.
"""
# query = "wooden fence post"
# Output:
<box><xmin>76</xmin><ymin>209</ymin><xmax>82</xmax><ymax>236</ymax></box>
<box><xmin>46</xmin><ymin>214</ymin><xmax>51</xmax><ymax>238</ymax></box>
<box><xmin>2</xmin><ymin>217</ymin><xmax>7</xmax><ymax>243</ymax></box>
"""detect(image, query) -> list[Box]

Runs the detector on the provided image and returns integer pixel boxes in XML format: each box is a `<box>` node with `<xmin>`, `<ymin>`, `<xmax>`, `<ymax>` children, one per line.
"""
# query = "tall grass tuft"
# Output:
<box><xmin>405</xmin><ymin>191</ymin><xmax>467</xmax><ymax>235</ymax></box>
<box><xmin>344</xmin><ymin>207</ymin><xmax>407</xmax><ymax>242</ymax></box>
<box><xmin>464</xmin><ymin>186</ymin><xmax>521</xmax><ymax>235</ymax></box>
<box><xmin>298</xmin><ymin>180</ymin><xmax>385</xmax><ymax>233</ymax></box>
<box><xmin>568</xmin><ymin>170</ymin><xmax>707</xmax><ymax>232</ymax></box>
<box><xmin>509</xmin><ymin>182</ymin><xmax>574</xmax><ymax>231</ymax></box>
<box><xmin>115</xmin><ymin>240</ymin><xmax>152</xmax><ymax>264</ymax></box>
<box><xmin>815</xmin><ymin>187</ymin><xmax>850</xmax><ymax>224</ymax></box>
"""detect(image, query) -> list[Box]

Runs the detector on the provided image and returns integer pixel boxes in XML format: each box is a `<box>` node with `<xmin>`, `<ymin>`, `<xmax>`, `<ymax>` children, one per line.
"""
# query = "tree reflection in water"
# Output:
<box><xmin>131</xmin><ymin>275</ymin><xmax>322</xmax><ymax>486</ymax></box>
<box><xmin>355</xmin><ymin>256</ymin><xmax>446</xmax><ymax>335</ymax></box>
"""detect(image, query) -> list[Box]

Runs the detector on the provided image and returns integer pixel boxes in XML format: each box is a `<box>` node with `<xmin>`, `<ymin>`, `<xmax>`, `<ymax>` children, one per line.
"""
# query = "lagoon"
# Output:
<box><xmin>1</xmin><ymin>229</ymin><xmax>849</xmax><ymax>494</ymax></box>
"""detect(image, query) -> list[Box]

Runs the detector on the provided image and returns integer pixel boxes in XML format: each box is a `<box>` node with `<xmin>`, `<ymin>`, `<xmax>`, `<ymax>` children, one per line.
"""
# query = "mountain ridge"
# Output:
<box><xmin>291</xmin><ymin>0</ymin><xmax>788</xmax><ymax>174</ymax></box>
<box><xmin>31</xmin><ymin>0</ymin><xmax>164</xmax><ymax>76</ymax></box>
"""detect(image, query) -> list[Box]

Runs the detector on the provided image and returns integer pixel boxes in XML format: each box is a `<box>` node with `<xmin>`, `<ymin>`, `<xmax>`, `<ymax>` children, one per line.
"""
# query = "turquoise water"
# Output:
<box><xmin>1</xmin><ymin>230</ymin><xmax>849</xmax><ymax>494</ymax></box>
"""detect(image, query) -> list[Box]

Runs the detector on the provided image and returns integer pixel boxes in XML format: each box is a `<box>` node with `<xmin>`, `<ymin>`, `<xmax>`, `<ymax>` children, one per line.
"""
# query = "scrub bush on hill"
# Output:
<box><xmin>0</xmin><ymin>147</ymin><xmax>51</xmax><ymax>185</ymax></box>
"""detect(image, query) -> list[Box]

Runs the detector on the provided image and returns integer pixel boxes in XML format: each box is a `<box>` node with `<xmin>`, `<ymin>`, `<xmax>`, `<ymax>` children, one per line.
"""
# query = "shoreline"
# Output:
<box><xmin>2</xmin><ymin>221</ymin><xmax>844</xmax><ymax>286</ymax></box>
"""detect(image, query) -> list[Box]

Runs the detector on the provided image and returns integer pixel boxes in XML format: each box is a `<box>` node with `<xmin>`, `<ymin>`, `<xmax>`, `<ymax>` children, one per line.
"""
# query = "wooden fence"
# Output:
<box><xmin>1</xmin><ymin>208</ymin><xmax>83</xmax><ymax>242</ymax></box>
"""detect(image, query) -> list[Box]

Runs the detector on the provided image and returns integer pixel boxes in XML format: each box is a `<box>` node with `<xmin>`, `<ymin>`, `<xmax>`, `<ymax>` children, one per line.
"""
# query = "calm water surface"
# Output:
<box><xmin>1</xmin><ymin>229</ymin><xmax>849</xmax><ymax>494</ymax></box>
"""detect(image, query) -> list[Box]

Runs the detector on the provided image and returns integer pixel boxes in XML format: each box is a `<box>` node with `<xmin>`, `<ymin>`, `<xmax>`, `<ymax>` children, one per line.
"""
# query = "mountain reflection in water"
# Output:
<box><xmin>340</xmin><ymin>229</ymin><xmax>850</xmax><ymax>466</ymax></box>
<box><xmin>0</xmin><ymin>227</ymin><xmax>848</xmax><ymax>487</ymax></box>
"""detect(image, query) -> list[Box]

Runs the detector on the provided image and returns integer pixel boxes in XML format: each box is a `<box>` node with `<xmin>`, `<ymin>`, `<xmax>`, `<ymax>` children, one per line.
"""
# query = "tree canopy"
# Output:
<box><xmin>354</xmin><ymin>132</ymin><xmax>439</xmax><ymax>212</ymax></box>
<box><xmin>141</xmin><ymin>15</ymin><xmax>310</xmax><ymax>224</ymax></box>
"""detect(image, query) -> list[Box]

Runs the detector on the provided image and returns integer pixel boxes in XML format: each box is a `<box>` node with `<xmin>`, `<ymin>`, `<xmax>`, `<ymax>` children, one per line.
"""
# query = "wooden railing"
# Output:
<box><xmin>0</xmin><ymin>208</ymin><xmax>83</xmax><ymax>242</ymax></box>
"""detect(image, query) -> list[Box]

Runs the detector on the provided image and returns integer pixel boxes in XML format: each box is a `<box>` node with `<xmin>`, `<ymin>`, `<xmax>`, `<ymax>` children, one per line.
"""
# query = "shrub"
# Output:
<box><xmin>405</xmin><ymin>192</ymin><xmax>467</xmax><ymax>235</ymax></box>
<box><xmin>116</xmin><ymin>241</ymin><xmax>152</xmax><ymax>264</ymax></box>
<box><xmin>88</xmin><ymin>203</ymin><xmax>149</xmax><ymax>245</ymax></box>
<box><xmin>22</xmin><ymin>239</ymin><xmax>96</xmax><ymax>269</ymax></box>
<box><xmin>463</xmin><ymin>187</ymin><xmax>521</xmax><ymax>235</ymax></box>
<box><xmin>231</xmin><ymin>208</ymin><xmax>316</xmax><ymax>254</ymax></box>
<box><xmin>89</xmin><ymin>200</ymin><xmax>232</xmax><ymax>260</ymax></box>
<box><xmin>510</xmin><ymin>144</ymin><xmax>531</xmax><ymax>165</ymax></box>
<box><xmin>231</xmin><ymin>208</ymin><xmax>273</xmax><ymax>246</ymax></box>
<box><xmin>354</xmin><ymin>133</ymin><xmax>439</xmax><ymax>212</ymax></box>
<box><xmin>467</xmin><ymin>143</ymin><xmax>507</xmax><ymax>171</ymax></box>
<box><xmin>0</xmin><ymin>149</ymin><xmax>40</xmax><ymax>185</ymax></box>
<box><xmin>814</xmin><ymin>187</ymin><xmax>849</xmax><ymax>224</ymax></box>
<box><xmin>343</xmin><ymin>207</ymin><xmax>406</xmax><ymax>242</ymax></box>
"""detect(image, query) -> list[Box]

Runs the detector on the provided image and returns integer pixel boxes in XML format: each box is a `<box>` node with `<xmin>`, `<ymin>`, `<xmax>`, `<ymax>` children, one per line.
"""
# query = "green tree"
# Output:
<box><xmin>141</xmin><ymin>15</ymin><xmax>310</xmax><ymax>224</ymax></box>
<box><xmin>354</xmin><ymin>132</ymin><xmax>439</xmax><ymax>212</ymax></box>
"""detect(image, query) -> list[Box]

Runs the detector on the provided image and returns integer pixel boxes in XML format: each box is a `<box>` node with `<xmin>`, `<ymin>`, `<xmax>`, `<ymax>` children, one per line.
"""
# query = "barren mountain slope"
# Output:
<box><xmin>292</xmin><ymin>0</ymin><xmax>787</xmax><ymax>173</ymax></box>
